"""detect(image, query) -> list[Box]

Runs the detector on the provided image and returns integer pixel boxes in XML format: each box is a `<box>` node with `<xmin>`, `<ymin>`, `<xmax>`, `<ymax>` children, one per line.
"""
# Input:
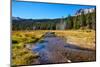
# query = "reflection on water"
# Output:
<box><xmin>32</xmin><ymin>40</ymin><xmax>50</xmax><ymax>64</ymax></box>
<box><xmin>32</xmin><ymin>40</ymin><xmax>48</xmax><ymax>52</ymax></box>
<box><xmin>29</xmin><ymin>32</ymin><xmax>95</xmax><ymax>64</ymax></box>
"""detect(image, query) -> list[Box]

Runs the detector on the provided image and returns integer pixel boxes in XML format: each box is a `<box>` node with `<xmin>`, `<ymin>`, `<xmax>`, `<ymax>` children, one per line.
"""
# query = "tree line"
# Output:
<box><xmin>12</xmin><ymin>11</ymin><xmax>96</xmax><ymax>30</ymax></box>
<box><xmin>65</xmin><ymin>11</ymin><xmax>96</xmax><ymax>30</ymax></box>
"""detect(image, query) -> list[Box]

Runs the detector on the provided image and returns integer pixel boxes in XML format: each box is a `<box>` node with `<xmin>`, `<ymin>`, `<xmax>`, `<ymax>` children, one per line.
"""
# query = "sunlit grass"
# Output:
<box><xmin>12</xmin><ymin>30</ymin><xmax>96</xmax><ymax>65</ymax></box>
<box><xmin>55</xmin><ymin>30</ymin><xmax>95</xmax><ymax>50</ymax></box>
<box><xmin>12</xmin><ymin>31</ymin><xmax>45</xmax><ymax>65</ymax></box>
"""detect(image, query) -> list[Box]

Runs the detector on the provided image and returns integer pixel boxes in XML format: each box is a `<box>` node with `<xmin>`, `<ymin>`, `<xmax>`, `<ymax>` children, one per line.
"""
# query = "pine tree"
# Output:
<box><xmin>67</xmin><ymin>15</ymin><xmax>73</xmax><ymax>29</ymax></box>
<box><xmin>73</xmin><ymin>16</ymin><xmax>80</xmax><ymax>29</ymax></box>
<box><xmin>80</xmin><ymin>11</ymin><xmax>86</xmax><ymax>29</ymax></box>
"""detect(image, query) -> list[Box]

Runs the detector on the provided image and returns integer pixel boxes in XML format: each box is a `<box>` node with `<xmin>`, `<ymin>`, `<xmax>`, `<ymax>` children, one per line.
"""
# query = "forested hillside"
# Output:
<box><xmin>66</xmin><ymin>12</ymin><xmax>96</xmax><ymax>30</ymax></box>
<box><xmin>12</xmin><ymin>8</ymin><xmax>96</xmax><ymax>30</ymax></box>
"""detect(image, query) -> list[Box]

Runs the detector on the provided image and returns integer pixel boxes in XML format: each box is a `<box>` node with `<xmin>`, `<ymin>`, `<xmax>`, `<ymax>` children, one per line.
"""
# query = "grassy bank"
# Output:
<box><xmin>12</xmin><ymin>30</ymin><xmax>96</xmax><ymax>65</ymax></box>
<box><xmin>12</xmin><ymin>31</ymin><xmax>45</xmax><ymax>65</ymax></box>
<box><xmin>55</xmin><ymin>30</ymin><xmax>95</xmax><ymax>50</ymax></box>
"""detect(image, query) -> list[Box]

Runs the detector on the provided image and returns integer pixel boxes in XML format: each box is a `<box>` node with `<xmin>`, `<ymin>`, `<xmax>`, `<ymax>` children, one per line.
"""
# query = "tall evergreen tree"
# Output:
<box><xmin>73</xmin><ymin>16</ymin><xmax>80</xmax><ymax>29</ymax></box>
<box><xmin>66</xmin><ymin>15</ymin><xmax>73</xmax><ymax>29</ymax></box>
<box><xmin>80</xmin><ymin>11</ymin><xmax>86</xmax><ymax>29</ymax></box>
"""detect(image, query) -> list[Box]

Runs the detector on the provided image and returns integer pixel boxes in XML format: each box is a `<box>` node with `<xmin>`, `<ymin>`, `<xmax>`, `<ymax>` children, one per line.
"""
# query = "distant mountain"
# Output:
<box><xmin>75</xmin><ymin>8</ymin><xmax>95</xmax><ymax>16</ymax></box>
<box><xmin>12</xmin><ymin>9</ymin><xmax>96</xmax><ymax>30</ymax></box>
<box><xmin>12</xmin><ymin>16</ymin><xmax>62</xmax><ymax>23</ymax></box>
<box><xmin>12</xmin><ymin>8</ymin><xmax>95</xmax><ymax>21</ymax></box>
<box><xmin>12</xmin><ymin>17</ymin><xmax>22</xmax><ymax>20</ymax></box>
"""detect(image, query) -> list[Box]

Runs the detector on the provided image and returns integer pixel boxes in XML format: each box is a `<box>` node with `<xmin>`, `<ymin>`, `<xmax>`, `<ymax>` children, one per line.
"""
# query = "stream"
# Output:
<box><xmin>28</xmin><ymin>32</ymin><xmax>95</xmax><ymax>64</ymax></box>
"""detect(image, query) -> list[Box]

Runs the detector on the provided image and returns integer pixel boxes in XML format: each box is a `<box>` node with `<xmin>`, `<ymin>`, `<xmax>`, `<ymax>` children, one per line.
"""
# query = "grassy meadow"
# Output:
<box><xmin>12</xmin><ymin>31</ymin><xmax>45</xmax><ymax>65</ymax></box>
<box><xmin>55</xmin><ymin>30</ymin><xmax>96</xmax><ymax>50</ymax></box>
<box><xmin>12</xmin><ymin>30</ymin><xmax>96</xmax><ymax>65</ymax></box>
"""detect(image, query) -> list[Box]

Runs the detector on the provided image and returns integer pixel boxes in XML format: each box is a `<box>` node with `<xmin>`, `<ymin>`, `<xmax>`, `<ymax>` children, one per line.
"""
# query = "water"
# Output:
<box><xmin>31</xmin><ymin>32</ymin><xmax>72</xmax><ymax>64</ymax></box>
<box><xmin>32</xmin><ymin>40</ymin><xmax>51</xmax><ymax>64</ymax></box>
<box><xmin>32</xmin><ymin>41</ymin><xmax>48</xmax><ymax>52</ymax></box>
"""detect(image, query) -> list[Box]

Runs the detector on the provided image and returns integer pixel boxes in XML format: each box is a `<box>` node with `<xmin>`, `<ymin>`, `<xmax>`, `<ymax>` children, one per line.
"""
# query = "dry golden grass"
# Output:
<box><xmin>12</xmin><ymin>30</ymin><xmax>96</xmax><ymax>50</ymax></box>
<box><xmin>54</xmin><ymin>30</ymin><xmax>96</xmax><ymax>50</ymax></box>
<box><xmin>12</xmin><ymin>31</ymin><xmax>45</xmax><ymax>65</ymax></box>
<box><xmin>12</xmin><ymin>30</ymin><xmax>96</xmax><ymax>65</ymax></box>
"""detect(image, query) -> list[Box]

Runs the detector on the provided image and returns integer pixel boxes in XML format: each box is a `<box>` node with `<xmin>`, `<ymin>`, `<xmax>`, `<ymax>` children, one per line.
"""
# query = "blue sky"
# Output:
<box><xmin>12</xmin><ymin>0</ymin><xmax>96</xmax><ymax>19</ymax></box>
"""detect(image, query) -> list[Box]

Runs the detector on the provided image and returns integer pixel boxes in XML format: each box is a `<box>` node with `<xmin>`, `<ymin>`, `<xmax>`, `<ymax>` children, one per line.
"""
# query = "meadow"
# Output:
<box><xmin>12</xmin><ymin>30</ymin><xmax>96</xmax><ymax>65</ymax></box>
<box><xmin>12</xmin><ymin>31</ymin><xmax>45</xmax><ymax>65</ymax></box>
